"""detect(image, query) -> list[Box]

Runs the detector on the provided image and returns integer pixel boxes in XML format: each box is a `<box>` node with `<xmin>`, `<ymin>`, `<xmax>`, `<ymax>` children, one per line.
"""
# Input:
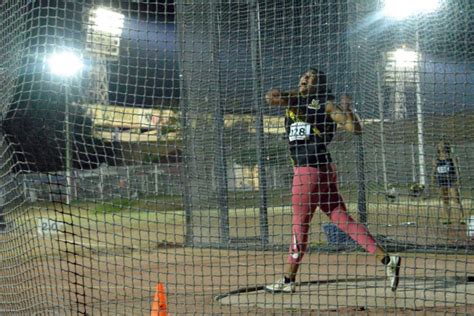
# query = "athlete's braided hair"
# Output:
<box><xmin>307</xmin><ymin>68</ymin><xmax>326</xmax><ymax>93</ymax></box>
<box><xmin>307</xmin><ymin>67</ymin><xmax>332</xmax><ymax>98</ymax></box>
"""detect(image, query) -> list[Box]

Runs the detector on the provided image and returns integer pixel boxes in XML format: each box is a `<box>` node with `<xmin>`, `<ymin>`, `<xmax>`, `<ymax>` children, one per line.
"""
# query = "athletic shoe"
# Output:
<box><xmin>442</xmin><ymin>221</ymin><xmax>452</xmax><ymax>225</ymax></box>
<box><xmin>386</xmin><ymin>255</ymin><xmax>401</xmax><ymax>292</ymax></box>
<box><xmin>264</xmin><ymin>278</ymin><xmax>295</xmax><ymax>293</ymax></box>
<box><xmin>459</xmin><ymin>220</ymin><xmax>466</xmax><ymax>225</ymax></box>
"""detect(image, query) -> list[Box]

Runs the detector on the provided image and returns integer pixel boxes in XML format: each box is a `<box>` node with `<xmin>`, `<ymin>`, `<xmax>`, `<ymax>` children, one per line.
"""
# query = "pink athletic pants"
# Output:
<box><xmin>288</xmin><ymin>165</ymin><xmax>377</xmax><ymax>265</ymax></box>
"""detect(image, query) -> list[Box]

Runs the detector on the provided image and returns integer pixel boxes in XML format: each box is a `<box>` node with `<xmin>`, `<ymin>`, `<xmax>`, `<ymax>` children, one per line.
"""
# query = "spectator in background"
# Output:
<box><xmin>431</xmin><ymin>140</ymin><xmax>465</xmax><ymax>225</ymax></box>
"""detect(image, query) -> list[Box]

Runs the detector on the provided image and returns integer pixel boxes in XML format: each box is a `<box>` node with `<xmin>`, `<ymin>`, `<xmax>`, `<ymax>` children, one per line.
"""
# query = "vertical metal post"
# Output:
<box><xmin>0</xmin><ymin>170</ymin><xmax>4</xmax><ymax>227</ymax></box>
<box><xmin>411</xmin><ymin>143</ymin><xmax>417</xmax><ymax>183</ymax></box>
<box><xmin>373</xmin><ymin>146</ymin><xmax>378</xmax><ymax>184</ymax></box>
<box><xmin>48</xmin><ymin>173</ymin><xmax>53</xmax><ymax>202</ymax></box>
<box><xmin>210</xmin><ymin>1</ymin><xmax>230</xmax><ymax>245</ymax></box>
<box><xmin>415</xmin><ymin>29</ymin><xmax>426</xmax><ymax>186</ymax></box>
<box><xmin>356</xmin><ymin>135</ymin><xmax>367</xmax><ymax>224</ymax></box>
<box><xmin>99</xmin><ymin>167</ymin><xmax>104</xmax><ymax>200</ymax></box>
<box><xmin>64</xmin><ymin>83</ymin><xmax>72</xmax><ymax>205</ymax></box>
<box><xmin>175</xmin><ymin>1</ymin><xmax>194</xmax><ymax>246</ymax></box>
<box><xmin>23</xmin><ymin>177</ymin><xmax>28</xmax><ymax>201</ymax></box>
<box><xmin>250</xmin><ymin>0</ymin><xmax>269</xmax><ymax>246</ymax></box>
<box><xmin>126</xmin><ymin>166</ymin><xmax>130</xmax><ymax>200</ymax></box>
<box><xmin>154</xmin><ymin>164</ymin><xmax>159</xmax><ymax>195</ymax></box>
<box><xmin>376</xmin><ymin>65</ymin><xmax>388</xmax><ymax>191</ymax></box>
<box><xmin>73</xmin><ymin>170</ymin><xmax>78</xmax><ymax>200</ymax></box>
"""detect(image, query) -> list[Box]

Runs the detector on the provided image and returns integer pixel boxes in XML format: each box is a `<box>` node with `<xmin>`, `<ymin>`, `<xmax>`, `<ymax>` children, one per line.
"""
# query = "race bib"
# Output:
<box><xmin>437</xmin><ymin>165</ymin><xmax>449</xmax><ymax>174</ymax></box>
<box><xmin>289</xmin><ymin>122</ymin><xmax>311</xmax><ymax>141</ymax></box>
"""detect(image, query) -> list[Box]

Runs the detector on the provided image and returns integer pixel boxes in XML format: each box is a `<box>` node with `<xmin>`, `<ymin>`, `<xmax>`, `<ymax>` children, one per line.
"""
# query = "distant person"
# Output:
<box><xmin>0</xmin><ymin>212</ymin><xmax>5</xmax><ymax>232</ymax></box>
<box><xmin>431</xmin><ymin>140</ymin><xmax>465</xmax><ymax>225</ymax></box>
<box><xmin>264</xmin><ymin>68</ymin><xmax>401</xmax><ymax>293</ymax></box>
<box><xmin>385</xmin><ymin>184</ymin><xmax>398</xmax><ymax>202</ymax></box>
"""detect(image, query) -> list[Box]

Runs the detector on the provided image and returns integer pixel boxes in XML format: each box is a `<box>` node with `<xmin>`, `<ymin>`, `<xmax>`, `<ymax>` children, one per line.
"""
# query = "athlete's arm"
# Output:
<box><xmin>326</xmin><ymin>95</ymin><xmax>362</xmax><ymax>134</ymax></box>
<box><xmin>453</xmin><ymin>156</ymin><xmax>462</xmax><ymax>185</ymax></box>
<box><xmin>265</xmin><ymin>88</ymin><xmax>298</xmax><ymax>107</ymax></box>
<box><xmin>430</xmin><ymin>158</ymin><xmax>437</xmax><ymax>186</ymax></box>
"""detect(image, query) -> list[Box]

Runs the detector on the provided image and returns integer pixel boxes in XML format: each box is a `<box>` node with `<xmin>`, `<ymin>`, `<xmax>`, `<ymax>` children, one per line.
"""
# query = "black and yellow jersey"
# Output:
<box><xmin>285</xmin><ymin>94</ymin><xmax>336</xmax><ymax>167</ymax></box>
<box><xmin>435</xmin><ymin>158</ymin><xmax>457</xmax><ymax>186</ymax></box>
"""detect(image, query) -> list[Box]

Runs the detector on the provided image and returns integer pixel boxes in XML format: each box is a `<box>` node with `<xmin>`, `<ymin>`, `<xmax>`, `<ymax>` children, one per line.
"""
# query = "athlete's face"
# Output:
<box><xmin>437</xmin><ymin>142</ymin><xmax>450</xmax><ymax>156</ymax></box>
<box><xmin>298</xmin><ymin>71</ymin><xmax>318</xmax><ymax>96</ymax></box>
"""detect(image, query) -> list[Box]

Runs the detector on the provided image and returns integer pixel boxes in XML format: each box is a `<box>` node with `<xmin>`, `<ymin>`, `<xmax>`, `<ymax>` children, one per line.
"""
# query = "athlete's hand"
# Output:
<box><xmin>338</xmin><ymin>95</ymin><xmax>362</xmax><ymax>134</ymax></box>
<box><xmin>340</xmin><ymin>95</ymin><xmax>353</xmax><ymax>112</ymax></box>
<box><xmin>265</xmin><ymin>89</ymin><xmax>281</xmax><ymax>104</ymax></box>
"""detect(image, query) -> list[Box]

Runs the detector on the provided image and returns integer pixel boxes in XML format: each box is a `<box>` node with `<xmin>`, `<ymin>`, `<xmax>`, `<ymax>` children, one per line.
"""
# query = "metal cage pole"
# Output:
<box><xmin>210</xmin><ymin>1</ymin><xmax>230</xmax><ymax>246</ymax></box>
<box><xmin>175</xmin><ymin>2</ymin><xmax>194</xmax><ymax>246</ymax></box>
<box><xmin>376</xmin><ymin>63</ymin><xmax>389</xmax><ymax>191</ymax></box>
<box><xmin>356</xmin><ymin>135</ymin><xmax>368</xmax><ymax>224</ymax></box>
<box><xmin>249</xmin><ymin>0</ymin><xmax>269</xmax><ymax>246</ymax></box>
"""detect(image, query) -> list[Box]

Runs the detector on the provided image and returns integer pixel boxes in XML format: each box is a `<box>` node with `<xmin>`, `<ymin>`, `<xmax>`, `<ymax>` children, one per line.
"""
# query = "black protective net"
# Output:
<box><xmin>0</xmin><ymin>0</ymin><xmax>473</xmax><ymax>314</ymax></box>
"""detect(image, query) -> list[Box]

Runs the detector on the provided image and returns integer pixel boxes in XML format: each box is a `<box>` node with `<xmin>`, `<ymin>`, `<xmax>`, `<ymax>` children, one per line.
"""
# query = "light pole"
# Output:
<box><xmin>382</xmin><ymin>0</ymin><xmax>440</xmax><ymax>187</ymax></box>
<box><xmin>86</xmin><ymin>6</ymin><xmax>124</xmax><ymax>105</ymax></box>
<box><xmin>46</xmin><ymin>51</ymin><xmax>83</xmax><ymax>205</ymax></box>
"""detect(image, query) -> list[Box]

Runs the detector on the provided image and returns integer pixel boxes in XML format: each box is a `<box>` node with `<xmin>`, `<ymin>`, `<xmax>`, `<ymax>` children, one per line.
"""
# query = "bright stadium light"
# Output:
<box><xmin>47</xmin><ymin>51</ymin><xmax>83</xmax><ymax>77</ymax></box>
<box><xmin>383</xmin><ymin>0</ymin><xmax>440</xmax><ymax>19</ymax></box>
<box><xmin>390</xmin><ymin>48</ymin><xmax>418</xmax><ymax>70</ymax></box>
<box><xmin>86</xmin><ymin>7</ymin><xmax>124</xmax><ymax>105</ymax></box>
<box><xmin>89</xmin><ymin>7</ymin><xmax>125</xmax><ymax>36</ymax></box>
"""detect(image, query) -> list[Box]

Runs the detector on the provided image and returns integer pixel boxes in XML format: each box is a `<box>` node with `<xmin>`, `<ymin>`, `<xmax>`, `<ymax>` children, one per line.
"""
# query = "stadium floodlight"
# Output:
<box><xmin>89</xmin><ymin>7</ymin><xmax>125</xmax><ymax>36</ymax></box>
<box><xmin>46</xmin><ymin>51</ymin><xmax>83</xmax><ymax>77</ymax></box>
<box><xmin>86</xmin><ymin>7</ymin><xmax>124</xmax><ymax>105</ymax></box>
<box><xmin>383</xmin><ymin>0</ymin><xmax>440</xmax><ymax>20</ymax></box>
<box><xmin>46</xmin><ymin>50</ymin><xmax>83</xmax><ymax>205</ymax></box>
<box><xmin>86</xmin><ymin>6</ymin><xmax>124</xmax><ymax>57</ymax></box>
<box><xmin>390</xmin><ymin>48</ymin><xmax>418</xmax><ymax>70</ymax></box>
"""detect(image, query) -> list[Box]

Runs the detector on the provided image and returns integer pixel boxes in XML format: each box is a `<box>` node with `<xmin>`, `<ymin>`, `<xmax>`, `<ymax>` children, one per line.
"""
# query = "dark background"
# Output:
<box><xmin>1</xmin><ymin>0</ymin><xmax>473</xmax><ymax>172</ymax></box>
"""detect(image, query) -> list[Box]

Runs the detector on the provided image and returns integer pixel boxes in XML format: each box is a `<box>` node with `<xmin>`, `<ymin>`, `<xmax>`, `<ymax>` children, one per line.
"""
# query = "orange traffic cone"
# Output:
<box><xmin>150</xmin><ymin>282</ymin><xmax>167</xmax><ymax>316</ymax></box>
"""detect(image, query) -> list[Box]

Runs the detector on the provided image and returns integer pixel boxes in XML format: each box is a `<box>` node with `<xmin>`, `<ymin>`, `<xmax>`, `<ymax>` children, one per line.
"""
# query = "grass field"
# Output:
<box><xmin>12</xmin><ymin>190</ymin><xmax>474</xmax><ymax>256</ymax></box>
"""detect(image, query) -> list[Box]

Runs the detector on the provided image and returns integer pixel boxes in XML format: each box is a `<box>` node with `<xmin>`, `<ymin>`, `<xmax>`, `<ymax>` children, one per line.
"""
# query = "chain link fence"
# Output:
<box><xmin>18</xmin><ymin>163</ymin><xmax>294</xmax><ymax>203</ymax></box>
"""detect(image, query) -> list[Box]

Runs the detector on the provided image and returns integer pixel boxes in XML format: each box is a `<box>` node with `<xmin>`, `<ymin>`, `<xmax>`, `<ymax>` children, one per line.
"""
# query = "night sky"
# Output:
<box><xmin>15</xmin><ymin>0</ymin><xmax>474</xmax><ymax>114</ymax></box>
